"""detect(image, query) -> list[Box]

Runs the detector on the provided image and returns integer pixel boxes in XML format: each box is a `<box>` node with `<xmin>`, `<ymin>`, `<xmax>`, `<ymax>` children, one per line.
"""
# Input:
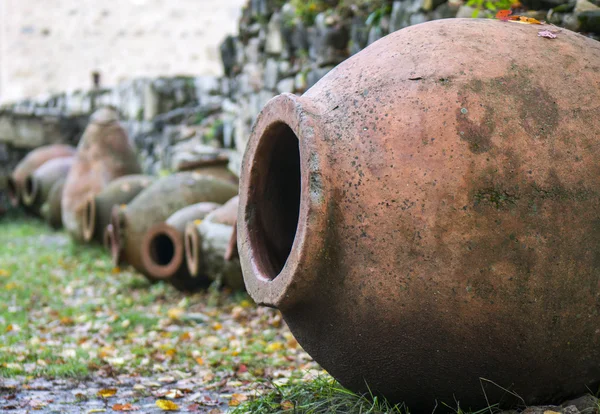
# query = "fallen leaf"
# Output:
<box><xmin>281</xmin><ymin>400</ymin><xmax>295</xmax><ymax>410</ymax></box>
<box><xmin>496</xmin><ymin>9</ymin><xmax>512</xmax><ymax>20</ymax></box>
<box><xmin>97</xmin><ymin>388</ymin><xmax>117</xmax><ymax>398</ymax></box>
<box><xmin>112</xmin><ymin>403</ymin><xmax>139</xmax><ymax>411</ymax></box>
<box><xmin>156</xmin><ymin>399</ymin><xmax>179</xmax><ymax>411</ymax></box>
<box><xmin>0</xmin><ymin>269</ymin><xmax>10</xmax><ymax>277</ymax></box>
<box><xmin>538</xmin><ymin>30</ymin><xmax>558</xmax><ymax>38</ymax></box>
<box><xmin>112</xmin><ymin>267</ymin><xmax>121</xmax><ymax>274</ymax></box>
<box><xmin>195</xmin><ymin>357</ymin><xmax>204</xmax><ymax>365</ymax></box>
<box><xmin>229</xmin><ymin>393</ymin><xmax>248</xmax><ymax>406</ymax></box>
<box><xmin>88</xmin><ymin>410</ymin><xmax>107</xmax><ymax>413</ymax></box>
<box><xmin>165</xmin><ymin>389</ymin><xmax>184</xmax><ymax>399</ymax></box>
<box><xmin>509</xmin><ymin>15</ymin><xmax>543</xmax><ymax>24</ymax></box>
<box><xmin>168</xmin><ymin>308</ymin><xmax>184</xmax><ymax>320</ymax></box>
<box><xmin>266</xmin><ymin>342</ymin><xmax>284</xmax><ymax>352</ymax></box>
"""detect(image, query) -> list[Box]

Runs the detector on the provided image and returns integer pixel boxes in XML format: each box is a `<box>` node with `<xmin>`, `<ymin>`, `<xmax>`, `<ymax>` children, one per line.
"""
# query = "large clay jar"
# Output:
<box><xmin>185</xmin><ymin>196</ymin><xmax>244</xmax><ymax>290</ymax></box>
<box><xmin>141</xmin><ymin>202</ymin><xmax>220</xmax><ymax>291</ymax></box>
<box><xmin>7</xmin><ymin>144</ymin><xmax>76</xmax><ymax>207</ymax></box>
<box><xmin>238</xmin><ymin>19</ymin><xmax>600</xmax><ymax>411</ymax></box>
<box><xmin>81</xmin><ymin>175</ymin><xmax>155</xmax><ymax>244</ymax></box>
<box><xmin>110</xmin><ymin>172</ymin><xmax>238</xmax><ymax>278</ymax></box>
<box><xmin>21</xmin><ymin>157</ymin><xmax>74</xmax><ymax>215</ymax></box>
<box><xmin>62</xmin><ymin>108</ymin><xmax>141</xmax><ymax>241</ymax></box>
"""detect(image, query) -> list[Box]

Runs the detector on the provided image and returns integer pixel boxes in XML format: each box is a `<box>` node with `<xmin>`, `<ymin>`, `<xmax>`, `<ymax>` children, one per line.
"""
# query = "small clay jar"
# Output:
<box><xmin>21</xmin><ymin>156</ymin><xmax>74</xmax><ymax>215</ymax></box>
<box><xmin>141</xmin><ymin>202</ymin><xmax>220</xmax><ymax>291</ymax></box>
<box><xmin>40</xmin><ymin>178</ymin><xmax>67</xmax><ymax>229</ymax></box>
<box><xmin>238</xmin><ymin>19</ymin><xmax>600</xmax><ymax>410</ymax></box>
<box><xmin>62</xmin><ymin>108</ymin><xmax>141</xmax><ymax>240</ymax></box>
<box><xmin>110</xmin><ymin>172</ymin><xmax>238</xmax><ymax>280</ymax></box>
<box><xmin>81</xmin><ymin>174</ymin><xmax>155</xmax><ymax>244</ymax></box>
<box><xmin>7</xmin><ymin>144</ymin><xmax>75</xmax><ymax>207</ymax></box>
<box><xmin>185</xmin><ymin>196</ymin><xmax>243</xmax><ymax>290</ymax></box>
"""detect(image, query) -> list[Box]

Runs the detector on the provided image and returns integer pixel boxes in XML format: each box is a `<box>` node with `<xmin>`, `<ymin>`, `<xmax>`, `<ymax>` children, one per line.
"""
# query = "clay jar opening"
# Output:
<box><xmin>184</xmin><ymin>223</ymin><xmax>202</xmax><ymax>277</ymax></box>
<box><xmin>22</xmin><ymin>176</ymin><xmax>38</xmax><ymax>207</ymax></box>
<box><xmin>81</xmin><ymin>197</ymin><xmax>96</xmax><ymax>242</ymax></box>
<box><xmin>247</xmin><ymin>122</ymin><xmax>301</xmax><ymax>280</ymax></box>
<box><xmin>141</xmin><ymin>224</ymin><xmax>184</xmax><ymax>279</ymax></box>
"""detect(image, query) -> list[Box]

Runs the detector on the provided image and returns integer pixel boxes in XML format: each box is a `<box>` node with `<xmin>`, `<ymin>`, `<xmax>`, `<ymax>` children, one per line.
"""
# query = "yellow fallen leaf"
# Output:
<box><xmin>212</xmin><ymin>322</ymin><xmax>223</xmax><ymax>331</ymax></box>
<box><xmin>156</xmin><ymin>399</ymin><xmax>179</xmax><ymax>411</ymax></box>
<box><xmin>179</xmin><ymin>332</ymin><xmax>191</xmax><ymax>342</ymax></box>
<box><xmin>509</xmin><ymin>15</ymin><xmax>542</xmax><ymax>24</ymax></box>
<box><xmin>266</xmin><ymin>342</ymin><xmax>284</xmax><ymax>352</ymax></box>
<box><xmin>166</xmin><ymin>349</ymin><xmax>177</xmax><ymax>358</ymax></box>
<box><xmin>0</xmin><ymin>269</ymin><xmax>10</xmax><ymax>277</ymax></box>
<box><xmin>60</xmin><ymin>317</ymin><xmax>74</xmax><ymax>325</ymax></box>
<box><xmin>5</xmin><ymin>282</ymin><xmax>17</xmax><ymax>290</ymax></box>
<box><xmin>112</xmin><ymin>267</ymin><xmax>121</xmax><ymax>274</ymax></box>
<box><xmin>167</xmin><ymin>308</ymin><xmax>184</xmax><ymax>320</ymax></box>
<box><xmin>112</xmin><ymin>403</ymin><xmax>138</xmax><ymax>411</ymax></box>
<box><xmin>193</xmin><ymin>219</ymin><xmax>203</xmax><ymax>225</ymax></box>
<box><xmin>97</xmin><ymin>388</ymin><xmax>117</xmax><ymax>398</ymax></box>
<box><xmin>88</xmin><ymin>410</ymin><xmax>107</xmax><ymax>413</ymax></box>
<box><xmin>229</xmin><ymin>393</ymin><xmax>248</xmax><ymax>406</ymax></box>
<box><xmin>195</xmin><ymin>357</ymin><xmax>204</xmax><ymax>365</ymax></box>
<box><xmin>5</xmin><ymin>324</ymin><xmax>13</xmax><ymax>332</ymax></box>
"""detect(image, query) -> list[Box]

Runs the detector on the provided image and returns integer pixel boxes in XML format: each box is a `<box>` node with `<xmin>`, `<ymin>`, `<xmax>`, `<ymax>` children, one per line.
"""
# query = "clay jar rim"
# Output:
<box><xmin>238</xmin><ymin>93</ymin><xmax>329</xmax><ymax>309</ymax></box>
<box><xmin>103</xmin><ymin>224</ymin><xmax>114</xmax><ymax>251</ymax></box>
<box><xmin>7</xmin><ymin>177</ymin><xmax>20</xmax><ymax>207</ymax></box>
<box><xmin>184</xmin><ymin>221</ymin><xmax>203</xmax><ymax>278</ymax></box>
<box><xmin>141</xmin><ymin>223</ymin><xmax>184</xmax><ymax>280</ymax></box>
<box><xmin>81</xmin><ymin>195</ymin><xmax>97</xmax><ymax>242</ymax></box>
<box><xmin>109</xmin><ymin>205</ymin><xmax>125</xmax><ymax>267</ymax></box>
<box><xmin>21</xmin><ymin>175</ymin><xmax>39</xmax><ymax>207</ymax></box>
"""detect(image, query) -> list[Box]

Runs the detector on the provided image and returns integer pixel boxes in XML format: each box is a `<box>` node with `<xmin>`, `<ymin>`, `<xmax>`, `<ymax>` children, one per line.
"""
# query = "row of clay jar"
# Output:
<box><xmin>6</xmin><ymin>107</ymin><xmax>244</xmax><ymax>292</ymax></box>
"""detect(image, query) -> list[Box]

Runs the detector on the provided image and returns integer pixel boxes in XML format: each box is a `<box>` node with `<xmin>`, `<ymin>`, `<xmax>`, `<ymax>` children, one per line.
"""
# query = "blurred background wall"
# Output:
<box><xmin>0</xmin><ymin>0</ymin><xmax>246</xmax><ymax>103</ymax></box>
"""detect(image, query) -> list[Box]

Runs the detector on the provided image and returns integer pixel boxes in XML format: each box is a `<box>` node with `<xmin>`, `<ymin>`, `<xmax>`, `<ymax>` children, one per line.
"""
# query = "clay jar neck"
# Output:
<box><xmin>238</xmin><ymin>93</ymin><xmax>329</xmax><ymax>310</ymax></box>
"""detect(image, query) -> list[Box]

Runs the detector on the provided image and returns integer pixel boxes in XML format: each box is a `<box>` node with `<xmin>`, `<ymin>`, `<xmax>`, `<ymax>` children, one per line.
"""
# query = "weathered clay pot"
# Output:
<box><xmin>62</xmin><ymin>108</ymin><xmax>141</xmax><ymax>240</ymax></box>
<box><xmin>7</xmin><ymin>144</ymin><xmax>76</xmax><ymax>207</ymax></box>
<box><xmin>110</xmin><ymin>172</ymin><xmax>238</xmax><ymax>279</ymax></box>
<box><xmin>41</xmin><ymin>178</ymin><xmax>67</xmax><ymax>229</ymax></box>
<box><xmin>81</xmin><ymin>175</ymin><xmax>155</xmax><ymax>244</ymax></box>
<box><xmin>185</xmin><ymin>196</ymin><xmax>243</xmax><ymax>290</ymax></box>
<box><xmin>21</xmin><ymin>156</ymin><xmax>74</xmax><ymax>215</ymax></box>
<box><xmin>176</xmin><ymin>156</ymin><xmax>239</xmax><ymax>185</ymax></box>
<box><xmin>238</xmin><ymin>19</ymin><xmax>600</xmax><ymax>411</ymax></box>
<box><xmin>141</xmin><ymin>202</ymin><xmax>220</xmax><ymax>291</ymax></box>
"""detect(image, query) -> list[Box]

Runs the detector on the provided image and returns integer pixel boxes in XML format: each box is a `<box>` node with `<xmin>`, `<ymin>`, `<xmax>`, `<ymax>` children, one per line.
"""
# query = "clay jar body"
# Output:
<box><xmin>238</xmin><ymin>19</ymin><xmax>600</xmax><ymax>410</ymax></box>
<box><xmin>110</xmin><ymin>172</ymin><xmax>238</xmax><ymax>279</ymax></box>
<box><xmin>185</xmin><ymin>196</ymin><xmax>243</xmax><ymax>290</ymax></box>
<box><xmin>62</xmin><ymin>108</ymin><xmax>141</xmax><ymax>240</ymax></box>
<box><xmin>22</xmin><ymin>156</ymin><xmax>74</xmax><ymax>215</ymax></box>
<box><xmin>81</xmin><ymin>175</ymin><xmax>155</xmax><ymax>244</ymax></box>
<box><xmin>7</xmin><ymin>144</ymin><xmax>76</xmax><ymax>207</ymax></box>
<box><xmin>141</xmin><ymin>202</ymin><xmax>220</xmax><ymax>291</ymax></box>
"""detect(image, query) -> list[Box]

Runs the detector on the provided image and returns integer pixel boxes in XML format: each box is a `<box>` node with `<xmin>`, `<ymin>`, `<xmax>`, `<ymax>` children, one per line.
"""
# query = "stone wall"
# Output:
<box><xmin>1</xmin><ymin>0</ymin><xmax>598</xmax><ymax>208</ymax></box>
<box><xmin>217</xmin><ymin>0</ymin><xmax>599</xmax><ymax>173</ymax></box>
<box><xmin>0</xmin><ymin>0</ymin><xmax>247</xmax><ymax>103</ymax></box>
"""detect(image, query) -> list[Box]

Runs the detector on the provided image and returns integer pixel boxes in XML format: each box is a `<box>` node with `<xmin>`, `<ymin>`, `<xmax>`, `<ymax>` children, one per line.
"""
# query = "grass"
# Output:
<box><xmin>231</xmin><ymin>375</ymin><xmax>409</xmax><ymax>414</ymax></box>
<box><xmin>0</xmin><ymin>211</ymin><xmax>318</xmax><ymax>384</ymax></box>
